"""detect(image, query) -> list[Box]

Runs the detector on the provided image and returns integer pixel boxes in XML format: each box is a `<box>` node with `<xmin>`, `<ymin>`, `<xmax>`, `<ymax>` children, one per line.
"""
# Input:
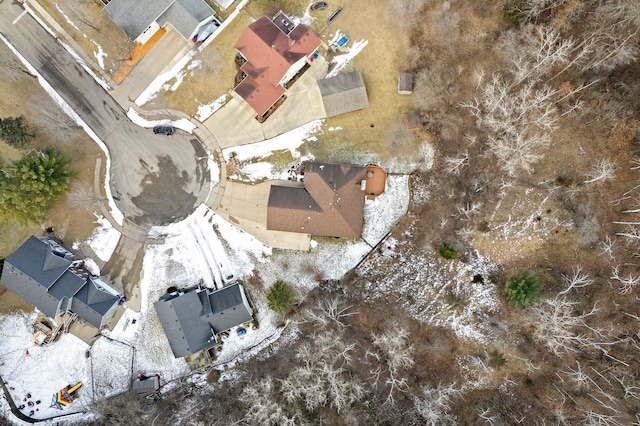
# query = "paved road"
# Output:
<box><xmin>0</xmin><ymin>2</ymin><xmax>210</xmax><ymax>226</ymax></box>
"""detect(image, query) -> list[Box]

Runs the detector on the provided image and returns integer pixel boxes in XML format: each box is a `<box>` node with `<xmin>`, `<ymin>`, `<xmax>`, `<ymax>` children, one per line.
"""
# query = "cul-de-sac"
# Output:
<box><xmin>1</xmin><ymin>0</ymin><xmax>640</xmax><ymax>424</ymax></box>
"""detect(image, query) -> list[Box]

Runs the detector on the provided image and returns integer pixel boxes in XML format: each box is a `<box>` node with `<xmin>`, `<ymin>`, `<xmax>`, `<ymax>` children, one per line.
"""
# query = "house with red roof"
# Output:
<box><xmin>233</xmin><ymin>11</ymin><xmax>321</xmax><ymax>120</ymax></box>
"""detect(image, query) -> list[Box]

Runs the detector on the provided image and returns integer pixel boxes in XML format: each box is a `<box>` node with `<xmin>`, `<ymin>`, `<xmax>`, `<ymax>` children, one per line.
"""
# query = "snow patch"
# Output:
<box><xmin>91</xmin><ymin>40</ymin><xmax>107</xmax><ymax>70</ymax></box>
<box><xmin>223</xmin><ymin>120</ymin><xmax>323</xmax><ymax>161</ymax></box>
<box><xmin>82</xmin><ymin>214</ymin><xmax>121</xmax><ymax>262</ymax></box>
<box><xmin>362</xmin><ymin>175</ymin><xmax>411</xmax><ymax>245</ymax></box>
<box><xmin>195</xmin><ymin>95</ymin><xmax>228</xmax><ymax>122</ymax></box>
<box><xmin>84</xmin><ymin>258</ymin><xmax>101</xmax><ymax>276</ymax></box>
<box><xmin>55</xmin><ymin>4</ymin><xmax>80</xmax><ymax>33</ymax></box>
<box><xmin>126</xmin><ymin>107</ymin><xmax>196</xmax><ymax>133</ymax></box>
<box><xmin>135</xmin><ymin>50</ymin><xmax>198</xmax><ymax>105</ymax></box>
<box><xmin>326</xmin><ymin>39</ymin><xmax>369</xmax><ymax>78</ymax></box>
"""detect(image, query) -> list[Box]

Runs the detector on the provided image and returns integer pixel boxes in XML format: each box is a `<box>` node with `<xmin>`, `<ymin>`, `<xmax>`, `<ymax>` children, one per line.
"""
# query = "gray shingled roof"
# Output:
<box><xmin>207</xmin><ymin>284</ymin><xmax>254</xmax><ymax>333</ymax></box>
<box><xmin>155</xmin><ymin>283</ymin><xmax>253</xmax><ymax>358</ymax></box>
<box><xmin>103</xmin><ymin>0</ymin><xmax>213</xmax><ymax>40</ymax></box>
<box><xmin>133</xmin><ymin>376</ymin><xmax>160</xmax><ymax>395</ymax></box>
<box><xmin>267</xmin><ymin>185</ymin><xmax>321</xmax><ymax>211</ymax></box>
<box><xmin>318</xmin><ymin>71</ymin><xmax>369</xmax><ymax>117</ymax></box>
<box><xmin>398</xmin><ymin>72</ymin><xmax>413</xmax><ymax>94</ymax></box>
<box><xmin>1</xmin><ymin>236</ymin><xmax>121</xmax><ymax>328</ymax></box>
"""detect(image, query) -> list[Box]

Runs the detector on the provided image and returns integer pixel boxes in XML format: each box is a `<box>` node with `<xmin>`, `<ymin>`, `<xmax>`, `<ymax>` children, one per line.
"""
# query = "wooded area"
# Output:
<box><xmin>83</xmin><ymin>1</ymin><xmax>640</xmax><ymax>424</ymax></box>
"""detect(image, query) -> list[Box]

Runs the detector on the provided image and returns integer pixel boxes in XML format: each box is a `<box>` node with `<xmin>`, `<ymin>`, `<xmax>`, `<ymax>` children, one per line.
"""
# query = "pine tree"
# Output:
<box><xmin>0</xmin><ymin>116</ymin><xmax>34</xmax><ymax>148</ymax></box>
<box><xmin>0</xmin><ymin>150</ymin><xmax>74</xmax><ymax>223</ymax></box>
<box><xmin>267</xmin><ymin>280</ymin><xmax>295</xmax><ymax>315</ymax></box>
<box><xmin>503</xmin><ymin>271</ymin><xmax>541</xmax><ymax>309</ymax></box>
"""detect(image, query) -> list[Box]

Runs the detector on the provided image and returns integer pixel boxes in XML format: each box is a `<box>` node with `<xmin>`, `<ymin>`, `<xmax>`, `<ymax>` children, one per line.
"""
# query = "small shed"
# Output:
<box><xmin>133</xmin><ymin>374</ymin><xmax>160</xmax><ymax>397</ymax></box>
<box><xmin>398</xmin><ymin>73</ymin><xmax>413</xmax><ymax>95</ymax></box>
<box><xmin>404</xmin><ymin>110</ymin><xmax>422</xmax><ymax>130</ymax></box>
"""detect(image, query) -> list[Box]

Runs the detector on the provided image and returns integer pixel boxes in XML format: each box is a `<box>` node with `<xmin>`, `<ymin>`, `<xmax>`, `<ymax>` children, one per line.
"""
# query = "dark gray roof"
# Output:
<box><xmin>48</xmin><ymin>271</ymin><xmax>85</xmax><ymax>300</ymax></box>
<box><xmin>104</xmin><ymin>0</ymin><xmax>214</xmax><ymax>40</ymax></box>
<box><xmin>268</xmin><ymin>185</ymin><xmax>321</xmax><ymax>211</ymax></box>
<box><xmin>5</xmin><ymin>236</ymin><xmax>71</xmax><ymax>291</ymax></box>
<box><xmin>318</xmin><ymin>71</ymin><xmax>369</xmax><ymax>117</ymax></box>
<box><xmin>398</xmin><ymin>73</ymin><xmax>413</xmax><ymax>93</ymax></box>
<box><xmin>133</xmin><ymin>376</ymin><xmax>160</xmax><ymax>395</ymax></box>
<box><xmin>207</xmin><ymin>284</ymin><xmax>253</xmax><ymax>333</ymax></box>
<box><xmin>155</xmin><ymin>290</ymin><xmax>216</xmax><ymax>358</ymax></box>
<box><xmin>71</xmin><ymin>278</ymin><xmax>121</xmax><ymax>328</ymax></box>
<box><xmin>155</xmin><ymin>283</ymin><xmax>253</xmax><ymax>358</ymax></box>
<box><xmin>1</xmin><ymin>236</ymin><xmax>121</xmax><ymax>328</ymax></box>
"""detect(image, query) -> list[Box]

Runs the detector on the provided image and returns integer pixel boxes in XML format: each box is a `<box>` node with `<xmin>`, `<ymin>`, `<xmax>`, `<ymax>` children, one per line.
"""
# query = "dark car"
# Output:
<box><xmin>153</xmin><ymin>125</ymin><xmax>174</xmax><ymax>136</ymax></box>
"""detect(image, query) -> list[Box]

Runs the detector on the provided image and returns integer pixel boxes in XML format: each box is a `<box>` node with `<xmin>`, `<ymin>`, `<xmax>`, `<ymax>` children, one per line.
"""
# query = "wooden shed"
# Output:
<box><xmin>404</xmin><ymin>110</ymin><xmax>422</xmax><ymax>130</ymax></box>
<box><xmin>398</xmin><ymin>73</ymin><xmax>413</xmax><ymax>95</ymax></box>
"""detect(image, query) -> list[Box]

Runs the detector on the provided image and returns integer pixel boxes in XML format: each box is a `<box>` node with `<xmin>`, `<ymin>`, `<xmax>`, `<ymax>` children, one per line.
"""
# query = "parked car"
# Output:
<box><xmin>192</xmin><ymin>20</ymin><xmax>220</xmax><ymax>43</ymax></box>
<box><xmin>153</xmin><ymin>126</ymin><xmax>174</xmax><ymax>136</ymax></box>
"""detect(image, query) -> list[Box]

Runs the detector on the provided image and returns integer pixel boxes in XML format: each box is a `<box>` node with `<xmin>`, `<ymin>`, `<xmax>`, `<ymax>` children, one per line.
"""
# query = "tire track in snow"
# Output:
<box><xmin>186</xmin><ymin>220</ymin><xmax>223</xmax><ymax>289</ymax></box>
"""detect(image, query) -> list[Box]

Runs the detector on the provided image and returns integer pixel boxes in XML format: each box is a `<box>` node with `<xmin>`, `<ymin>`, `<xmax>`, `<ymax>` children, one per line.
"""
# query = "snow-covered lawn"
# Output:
<box><xmin>222</xmin><ymin>120</ymin><xmax>323</xmax><ymax>162</ymax></box>
<box><xmin>195</xmin><ymin>95</ymin><xmax>228</xmax><ymax>122</ymax></box>
<box><xmin>0</xmin><ymin>175</ymin><xmax>410</xmax><ymax>423</ymax></box>
<box><xmin>0</xmin><ymin>312</ymin><xmax>90</xmax><ymax>422</ymax></box>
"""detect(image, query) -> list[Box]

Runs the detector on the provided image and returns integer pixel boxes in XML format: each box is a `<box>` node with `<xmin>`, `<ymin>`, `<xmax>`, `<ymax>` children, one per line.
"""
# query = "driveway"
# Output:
<box><xmin>0</xmin><ymin>2</ymin><xmax>210</xmax><ymax>226</ymax></box>
<box><xmin>204</xmin><ymin>56</ymin><xmax>328</xmax><ymax>148</ymax></box>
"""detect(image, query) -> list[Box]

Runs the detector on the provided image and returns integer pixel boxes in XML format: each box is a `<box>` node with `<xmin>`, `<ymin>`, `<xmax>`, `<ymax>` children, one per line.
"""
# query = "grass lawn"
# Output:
<box><xmin>33</xmin><ymin>0</ymin><xmax>134</xmax><ymax>77</ymax></box>
<box><xmin>149</xmin><ymin>10</ymin><xmax>256</xmax><ymax>116</ymax></box>
<box><xmin>0</xmin><ymin>43</ymin><xmax>104</xmax><ymax>259</ymax></box>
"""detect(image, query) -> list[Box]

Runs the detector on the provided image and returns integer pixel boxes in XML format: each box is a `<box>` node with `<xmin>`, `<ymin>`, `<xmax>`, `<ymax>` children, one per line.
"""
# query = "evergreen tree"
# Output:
<box><xmin>0</xmin><ymin>150</ymin><xmax>74</xmax><ymax>223</ymax></box>
<box><xmin>503</xmin><ymin>271</ymin><xmax>541</xmax><ymax>309</ymax></box>
<box><xmin>0</xmin><ymin>115</ymin><xmax>34</xmax><ymax>148</ymax></box>
<box><xmin>267</xmin><ymin>280</ymin><xmax>295</xmax><ymax>315</ymax></box>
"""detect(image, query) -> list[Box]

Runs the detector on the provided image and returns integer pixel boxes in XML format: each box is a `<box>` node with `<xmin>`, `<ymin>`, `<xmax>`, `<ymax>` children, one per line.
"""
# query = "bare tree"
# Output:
<box><xmin>301</xmin><ymin>296</ymin><xmax>356</xmax><ymax>330</ymax></box>
<box><xmin>576</xmin><ymin>0</ymin><xmax>640</xmax><ymax>74</ymax></box>
<box><xmin>27</xmin><ymin>94</ymin><xmax>81</xmax><ymax>143</ymax></box>
<box><xmin>280</xmin><ymin>330</ymin><xmax>364</xmax><ymax>413</ymax></box>
<box><xmin>512</xmin><ymin>0</ymin><xmax>571</xmax><ymax>23</ymax></box>
<box><xmin>67</xmin><ymin>183</ymin><xmax>104</xmax><ymax>212</ymax></box>
<box><xmin>610</xmin><ymin>265</ymin><xmax>640</xmax><ymax>295</ymax></box>
<box><xmin>583</xmin><ymin>159</ymin><xmax>617</xmax><ymax>185</ymax></box>
<box><xmin>530</xmin><ymin>293</ymin><xmax>601</xmax><ymax>356</ymax></box>
<box><xmin>243</xmin><ymin>377</ymin><xmax>297</xmax><ymax>425</ymax></box>
<box><xmin>465</xmin><ymin>75</ymin><xmax>558</xmax><ymax>176</ymax></box>
<box><xmin>370</xmin><ymin>325</ymin><xmax>415</xmax><ymax>404</ymax></box>
<box><xmin>498</xmin><ymin>25</ymin><xmax>575</xmax><ymax>85</ymax></box>
<box><xmin>445</xmin><ymin>151</ymin><xmax>469</xmax><ymax>175</ymax></box>
<box><xmin>412</xmin><ymin>382</ymin><xmax>461</xmax><ymax>425</ymax></box>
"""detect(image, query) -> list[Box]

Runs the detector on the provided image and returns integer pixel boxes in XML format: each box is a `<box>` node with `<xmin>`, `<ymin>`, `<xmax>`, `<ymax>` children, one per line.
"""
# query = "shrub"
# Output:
<box><xmin>0</xmin><ymin>115</ymin><xmax>34</xmax><ymax>148</ymax></box>
<box><xmin>266</xmin><ymin>280</ymin><xmax>294</xmax><ymax>315</ymax></box>
<box><xmin>439</xmin><ymin>243</ymin><xmax>459</xmax><ymax>260</ymax></box>
<box><xmin>503</xmin><ymin>271</ymin><xmax>541</xmax><ymax>309</ymax></box>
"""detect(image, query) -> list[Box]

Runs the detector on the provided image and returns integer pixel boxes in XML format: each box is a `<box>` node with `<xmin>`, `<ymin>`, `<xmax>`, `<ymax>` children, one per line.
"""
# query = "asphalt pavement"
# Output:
<box><xmin>0</xmin><ymin>1</ymin><xmax>211</xmax><ymax>226</ymax></box>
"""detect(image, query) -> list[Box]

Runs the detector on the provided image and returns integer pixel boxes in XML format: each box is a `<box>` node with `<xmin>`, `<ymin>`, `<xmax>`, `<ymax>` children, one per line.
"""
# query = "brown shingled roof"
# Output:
<box><xmin>267</xmin><ymin>162</ymin><xmax>371</xmax><ymax>238</ymax></box>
